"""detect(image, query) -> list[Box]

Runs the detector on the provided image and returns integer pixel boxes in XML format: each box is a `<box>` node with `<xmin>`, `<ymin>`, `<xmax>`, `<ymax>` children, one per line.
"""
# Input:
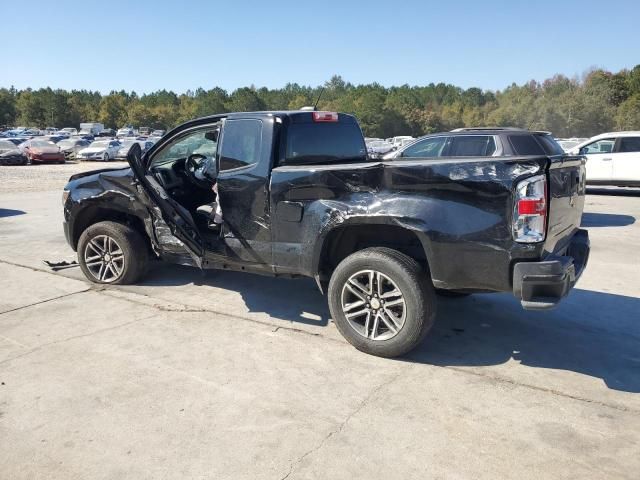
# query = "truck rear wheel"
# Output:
<box><xmin>328</xmin><ymin>247</ymin><xmax>436</xmax><ymax>358</ymax></box>
<box><xmin>77</xmin><ymin>221</ymin><xmax>149</xmax><ymax>285</ymax></box>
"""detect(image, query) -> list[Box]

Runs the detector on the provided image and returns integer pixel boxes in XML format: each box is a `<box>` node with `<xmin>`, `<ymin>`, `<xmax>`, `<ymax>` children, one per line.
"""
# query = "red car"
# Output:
<box><xmin>22</xmin><ymin>139</ymin><xmax>65</xmax><ymax>164</ymax></box>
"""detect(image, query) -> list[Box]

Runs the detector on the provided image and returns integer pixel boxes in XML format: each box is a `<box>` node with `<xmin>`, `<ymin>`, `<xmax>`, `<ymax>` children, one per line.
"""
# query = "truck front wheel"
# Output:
<box><xmin>328</xmin><ymin>247</ymin><xmax>436</xmax><ymax>358</ymax></box>
<box><xmin>77</xmin><ymin>221</ymin><xmax>149</xmax><ymax>285</ymax></box>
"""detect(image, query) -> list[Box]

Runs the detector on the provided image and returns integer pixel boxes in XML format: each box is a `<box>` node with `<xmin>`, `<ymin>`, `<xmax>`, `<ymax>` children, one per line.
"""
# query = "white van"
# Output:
<box><xmin>79</xmin><ymin>123</ymin><xmax>105</xmax><ymax>136</ymax></box>
<box><xmin>569</xmin><ymin>132</ymin><xmax>640</xmax><ymax>187</ymax></box>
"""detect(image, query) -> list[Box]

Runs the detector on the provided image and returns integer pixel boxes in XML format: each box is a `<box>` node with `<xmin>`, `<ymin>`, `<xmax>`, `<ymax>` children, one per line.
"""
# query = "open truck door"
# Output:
<box><xmin>126</xmin><ymin>143</ymin><xmax>205</xmax><ymax>267</ymax></box>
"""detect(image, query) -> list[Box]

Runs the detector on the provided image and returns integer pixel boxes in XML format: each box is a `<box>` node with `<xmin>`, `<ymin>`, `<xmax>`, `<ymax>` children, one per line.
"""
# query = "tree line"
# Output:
<box><xmin>1</xmin><ymin>66</ymin><xmax>639</xmax><ymax>139</ymax></box>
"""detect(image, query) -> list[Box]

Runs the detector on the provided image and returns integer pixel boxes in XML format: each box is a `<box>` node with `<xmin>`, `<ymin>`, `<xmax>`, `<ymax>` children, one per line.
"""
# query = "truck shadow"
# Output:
<box><xmin>142</xmin><ymin>264</ymin><xmax>639</xmax><ymax>393</ymax></box>
<box><xmin>0</xmin><ymin>208</ymin><xmax>26</xmax><ymax>218</ymax></box>
<box><xmin>140</xmin><ymin>264</ymin><xmax>331</xmax><ymax>327</ymax></box>
<box><xmin>581</xmin><ymin>212</ymin><xmax>635</xmax><ymax>227</ymax></box>
<box><xmin>407</xmin><ymin>289</ymin><xmax>640</xmax><ymax>394</ymax></box>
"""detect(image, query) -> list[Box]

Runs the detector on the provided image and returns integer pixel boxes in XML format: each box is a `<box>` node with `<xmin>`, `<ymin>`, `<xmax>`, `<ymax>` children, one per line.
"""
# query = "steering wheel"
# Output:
<box><xmin>185</xmin><ymin>153</ymin><xmax>211</xmax><ymax>188</ymax></box>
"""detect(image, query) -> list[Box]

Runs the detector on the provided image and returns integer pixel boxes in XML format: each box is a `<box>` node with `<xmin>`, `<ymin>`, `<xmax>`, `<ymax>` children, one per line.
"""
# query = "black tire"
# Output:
<box><xmin>328</xmin><ymin>247</ymin><xmax>436</xmax><ymax>358</ymax></box>
<box><xmin>77</xmin><ymin>221</ymin><xmax>149</xmax><ymax>285</ymax></box>
<box><xmin>104</xmin><ymin>153</ymin><xmax>109</xmax><ymax>161</ymax></box>
<box><xmin>435</xmin><ymin>289</ymin><xmax>471</xmax><ymax>298</ymax></box>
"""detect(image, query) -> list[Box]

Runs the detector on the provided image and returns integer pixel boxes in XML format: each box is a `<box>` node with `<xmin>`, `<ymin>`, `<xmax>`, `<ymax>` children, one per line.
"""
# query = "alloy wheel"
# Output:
<box><xmin>340</xmin><ymin>269</ymin><xmax>406</xmax><ymax>340</ymax></box>
<box><xmin>83</xmin><ymin>235</ymin><xmax>125</xmax><ymax>283</ymax></box>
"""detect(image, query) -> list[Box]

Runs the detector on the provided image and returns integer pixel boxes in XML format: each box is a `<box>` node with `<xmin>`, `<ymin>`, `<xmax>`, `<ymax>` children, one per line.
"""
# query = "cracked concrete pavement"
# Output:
<box><xmin>0</xmin><ymin>163</ymin><xmax>639</xmax><ymax>479</ymax></box>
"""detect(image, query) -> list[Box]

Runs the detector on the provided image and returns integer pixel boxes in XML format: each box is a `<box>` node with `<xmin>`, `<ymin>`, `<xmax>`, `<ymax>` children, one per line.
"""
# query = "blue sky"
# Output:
<box><xmin>4</xmin><ymin>0</ymin><xmax>639</xmax><ymax>93</ymax></box>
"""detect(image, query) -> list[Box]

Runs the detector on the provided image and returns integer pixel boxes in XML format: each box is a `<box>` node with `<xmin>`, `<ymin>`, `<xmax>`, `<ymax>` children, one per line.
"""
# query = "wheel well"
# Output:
<box><xmin>317</xmin><ymin>224</ymin><xmax>429</xmax><ymax>283</ymax></box>
<box><xmin>72</xmin><ymin>206</ymin><xmax>149</xmax><ymax>251</ymax></box>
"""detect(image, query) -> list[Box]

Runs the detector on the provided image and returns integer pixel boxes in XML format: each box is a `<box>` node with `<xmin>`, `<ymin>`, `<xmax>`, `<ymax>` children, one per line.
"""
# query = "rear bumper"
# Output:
<box><xmin>513</xmin><ymin>229</ymin><xmax>590</xmax><ymax>310</ymax></box>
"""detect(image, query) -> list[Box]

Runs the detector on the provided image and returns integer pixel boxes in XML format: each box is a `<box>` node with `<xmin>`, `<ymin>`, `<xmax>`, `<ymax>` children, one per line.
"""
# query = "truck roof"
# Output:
<box><xmin>197</xmin><ymin>110</ymin><xmax>358</xmax><ymax>123</ymax></box>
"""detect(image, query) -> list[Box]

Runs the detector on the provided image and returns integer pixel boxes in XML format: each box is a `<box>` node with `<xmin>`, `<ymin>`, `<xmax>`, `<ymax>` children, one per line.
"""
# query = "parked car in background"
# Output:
<box><xmin>117</xmin><ymin>127</ymin><xmax>135</xmax><ymax>137</ymax></box>
<box><xmin>151</xmin><ymin>129</ymin><xmax>165</xmax><ymax>137</ymax></box>
<box><xmin>23</xmin><ymin>128</ymin><xmax>42</xmax><ymax>137</ymax></box>
<box><xmin>58</xmin><ymin>138</ymin><xmax>91</xmax><ymax>160</ymax></box>
<box><xmin>77</xmin><ymin>139</ymin><xmax>120</xmax><ymax>161</ymax></box>
<box><xmin>0</xmin><ymin>139</ymin><xmax>28</xmax><ymax>165</ymax></box>
<box><xmin>383</xmin><ymin>127</ymin><xmax>562</xmax><ymax>160</ymax></box>
<box><xmin>138</xmin><ymin>126</ymin><xmax>151</xmax><ymax>136</ymax></box>
<box><xmin>5</xmin><ymin>137</ymin><xmax>28</xmax><ymax>147</ymax></box>
<box><xmin>98</xmin><ymin>128</ymin><xmax>117</xmax><ymax>137</ymax></box>
<box><xmin>557</xmin><ymin>139</ymin><xmax>580</xmax><ymax>152</ymax></box>
<box><xmin>21</xmin><ymin>139</ymin><xmax>65</xmax><ymax>164</ymax></box>
<box><xmin>60</xmin><ymin>128</ymin><xmax>78</xmax><ymax>136</ymax></box>
<box><xmin>115</xmin><ymin>139</ymin><xmax>140</xmax><ymax>159</ymax></box>
<box><xmin>367</xmin><ymin>140</ymin><xmax>395</xmax><ymax>159</ymax></box>
<box><xmin>42</xmin><ymin>135</ymin><xmax>66</xmax><ymax>143</ymax></box>
<box><xmin>71</xmin><ymin>134</ymin><xmax>95</xmax><ymax>143</ymax></box>
<box><xmin>116</xmin><ymin>139</ymin><xmax>155</xmax><ymax>159</ymax></box>
<box><xmin>390</xmin><ymin>136</ymin><xmax>414</xmax><ymax>148</ymax></box>
<box><xmin>568</xmin><ymin>131</ymin><xmax>640</xmax><ymax>187</ymax></box>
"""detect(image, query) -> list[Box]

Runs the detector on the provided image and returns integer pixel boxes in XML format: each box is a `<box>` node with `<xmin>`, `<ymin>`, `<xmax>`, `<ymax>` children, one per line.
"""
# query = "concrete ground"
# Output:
<box><xmin>0</xmin><ymin>162</ymin><xmax>639</xmax><ymax>479</ymax></box>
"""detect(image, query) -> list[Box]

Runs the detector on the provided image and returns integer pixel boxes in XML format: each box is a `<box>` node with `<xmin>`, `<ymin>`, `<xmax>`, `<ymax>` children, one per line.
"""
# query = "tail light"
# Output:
<box><xmin>513</xmin><ymin>174</ymin><xmax>547</xmax><ymax>243</ymax></box>
<box><xmin>312</xmin><ymin>111</ymin><xmax>339</xmax><ymax>122</ymax></box>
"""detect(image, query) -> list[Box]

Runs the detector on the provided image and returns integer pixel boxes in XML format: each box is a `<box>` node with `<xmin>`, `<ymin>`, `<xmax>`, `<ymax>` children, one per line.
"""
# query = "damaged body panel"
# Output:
<box><xmin>63</xmin><ymin>167</ymin><xmax>196</xmax><ymax>264</ymax></box>
<box><xmin>271</xmin><ymin>157</ymin><xmax>546</xmax><ymax>292</ymax></box>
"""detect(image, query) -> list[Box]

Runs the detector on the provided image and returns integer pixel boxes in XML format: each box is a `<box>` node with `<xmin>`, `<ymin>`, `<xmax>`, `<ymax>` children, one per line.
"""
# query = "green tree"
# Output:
<box><xmin>98</xmin><ymin>94</ymin><xmax>129</xmax><ymax>128</ymax></box>
<box><xmin>226</xmin><ymin>87</ymin><xmax>266</xmax><ymax>112</ymax></box>
<box><xmin>0</xmin><ymin>88</ymin><xmax>17</xmax><ymax>126</ymax></box>
<box><xmin>616</xmin><ymin>94</ymin><xmax>640</xmax><ymax>130</ymax></box>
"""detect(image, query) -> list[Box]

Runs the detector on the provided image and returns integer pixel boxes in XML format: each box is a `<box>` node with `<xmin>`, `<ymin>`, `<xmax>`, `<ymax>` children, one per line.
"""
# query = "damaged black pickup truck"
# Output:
<box><xmin>62</xmin><ymin>111</ymin><xmax>590</xmax><ymax>357</ymax></box>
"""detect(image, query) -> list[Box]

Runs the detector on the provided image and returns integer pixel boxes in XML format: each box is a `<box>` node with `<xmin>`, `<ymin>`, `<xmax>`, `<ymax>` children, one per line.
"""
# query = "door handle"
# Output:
<box><xmin>602</xmin><ymin>157</ymin><xmax>613</xmax><ymax>161</ymax></box>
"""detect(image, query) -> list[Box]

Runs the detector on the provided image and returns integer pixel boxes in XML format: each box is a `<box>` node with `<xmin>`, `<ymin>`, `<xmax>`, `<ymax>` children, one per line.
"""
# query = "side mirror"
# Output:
<box><xmin>578</xmin><ymin>147</ymin><xmax>587</xmax><ymax>155</ymax></box>
<box><xmin>127</xmin><ymin>142</ymin><xmax>142</xmax><ymax>165</ymax></box>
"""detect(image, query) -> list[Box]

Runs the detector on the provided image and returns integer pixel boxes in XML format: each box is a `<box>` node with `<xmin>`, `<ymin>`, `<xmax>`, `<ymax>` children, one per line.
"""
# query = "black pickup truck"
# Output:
<box><xmin>62</xmin><ymin>112</ymin><xmax>589</xmax><ymax>357</ymax></box>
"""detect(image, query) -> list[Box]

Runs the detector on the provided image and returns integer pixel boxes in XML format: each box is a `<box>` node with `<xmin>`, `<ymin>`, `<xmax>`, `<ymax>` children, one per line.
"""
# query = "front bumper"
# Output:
<box><xmin>513</xmin><ymin>229</ymin><xmax>590</xmax><ymax>310</ymax></box>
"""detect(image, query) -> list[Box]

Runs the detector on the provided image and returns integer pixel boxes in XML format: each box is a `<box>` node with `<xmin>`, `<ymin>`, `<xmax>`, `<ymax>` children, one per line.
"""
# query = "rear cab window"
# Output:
<box><xmin>280</xmin><ymin>114</ymin><xmax>367</xmax><ymax>166</ymax></box>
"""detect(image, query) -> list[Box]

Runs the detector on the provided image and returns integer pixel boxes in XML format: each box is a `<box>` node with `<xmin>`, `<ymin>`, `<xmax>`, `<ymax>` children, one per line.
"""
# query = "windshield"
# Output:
<box><xmin>58</xmin><ymin>140</ymin><xmax>75</xmax><ymax>148</ymax></box>
<box><xmin>0</xmin><ymin>140</ymin><xmax>16</xmax><ymax>150</ymax></box>
<box><xmin>89</xmin><ymin>141</ymin><xmax>110</xmax><ymax>148</ymax></box>
<box><xmin>284</xmin><ymin>122</ymin><xmax>367</xmax><ymax>165</ymax></box>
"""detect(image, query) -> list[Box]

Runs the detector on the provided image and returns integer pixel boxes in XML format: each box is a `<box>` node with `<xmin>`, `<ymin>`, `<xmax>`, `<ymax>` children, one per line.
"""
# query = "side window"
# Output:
<box><xmin>219</xmin><ymin>119</ymin><xmax>262</xmax><ymax>171</ymax></box>
<box><xmin>448</xmin><ymin>136</ymin><xmax>496</xmax><ymax>157</ymax></box>
<box><xmin>618</xmin><ymin>137</ymin><xmax>640</xmax><ymax>153</ymax></box>
<box><xmin>508</xmin><ymin>135</ymin><xmax>545</xmax><ymax>155</ymax></box>
<box><xmin>151</xmin><ymin>126</ymin><xmax>219</xmax><ymax>167</ymax></box>
<box><xmin>581</xmin><ymin>138</ymin><xmax>615</xmax><ymax>154</ymax></box>
<box><xmin>401</xmin><ymin>136</ymin><xmax>448</xmax><ymax>158</ymax></box>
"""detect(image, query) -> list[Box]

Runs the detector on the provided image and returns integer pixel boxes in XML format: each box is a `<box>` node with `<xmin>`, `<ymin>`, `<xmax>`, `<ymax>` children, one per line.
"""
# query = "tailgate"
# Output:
<box><xmin>544</xmin><ymin>155</ymin><xmax>586</xmax><ymax>255</ymax></box>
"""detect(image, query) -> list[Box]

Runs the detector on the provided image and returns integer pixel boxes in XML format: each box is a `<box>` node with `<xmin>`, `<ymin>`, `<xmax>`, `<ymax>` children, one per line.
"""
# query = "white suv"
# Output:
<box><xmin>569</xmin><ymin>132</ymin><xmax>640</xmax><ymax>187</ymax></box>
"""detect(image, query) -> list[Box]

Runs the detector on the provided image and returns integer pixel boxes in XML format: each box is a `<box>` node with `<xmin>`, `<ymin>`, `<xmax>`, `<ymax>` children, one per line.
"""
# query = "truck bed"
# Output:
<box><xmin>270</xmin><ymin>155</ymin><xmax>586</xmax><ymax>292</ymax></box>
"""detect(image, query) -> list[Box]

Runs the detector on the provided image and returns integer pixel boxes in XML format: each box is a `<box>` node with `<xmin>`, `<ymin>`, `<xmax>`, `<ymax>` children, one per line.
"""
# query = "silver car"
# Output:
<box><xmin>57</xmin><ymin>138</ymin><xmax>91</xmax><ymax>160</ymax></box>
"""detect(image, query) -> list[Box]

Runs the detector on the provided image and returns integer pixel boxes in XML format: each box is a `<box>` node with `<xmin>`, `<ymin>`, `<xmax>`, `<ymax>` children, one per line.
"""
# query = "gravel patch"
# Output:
<box><xmin>0</xmin><ymin>161</ymin><xmax>129</xmax><ymax>194</ymax></box>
